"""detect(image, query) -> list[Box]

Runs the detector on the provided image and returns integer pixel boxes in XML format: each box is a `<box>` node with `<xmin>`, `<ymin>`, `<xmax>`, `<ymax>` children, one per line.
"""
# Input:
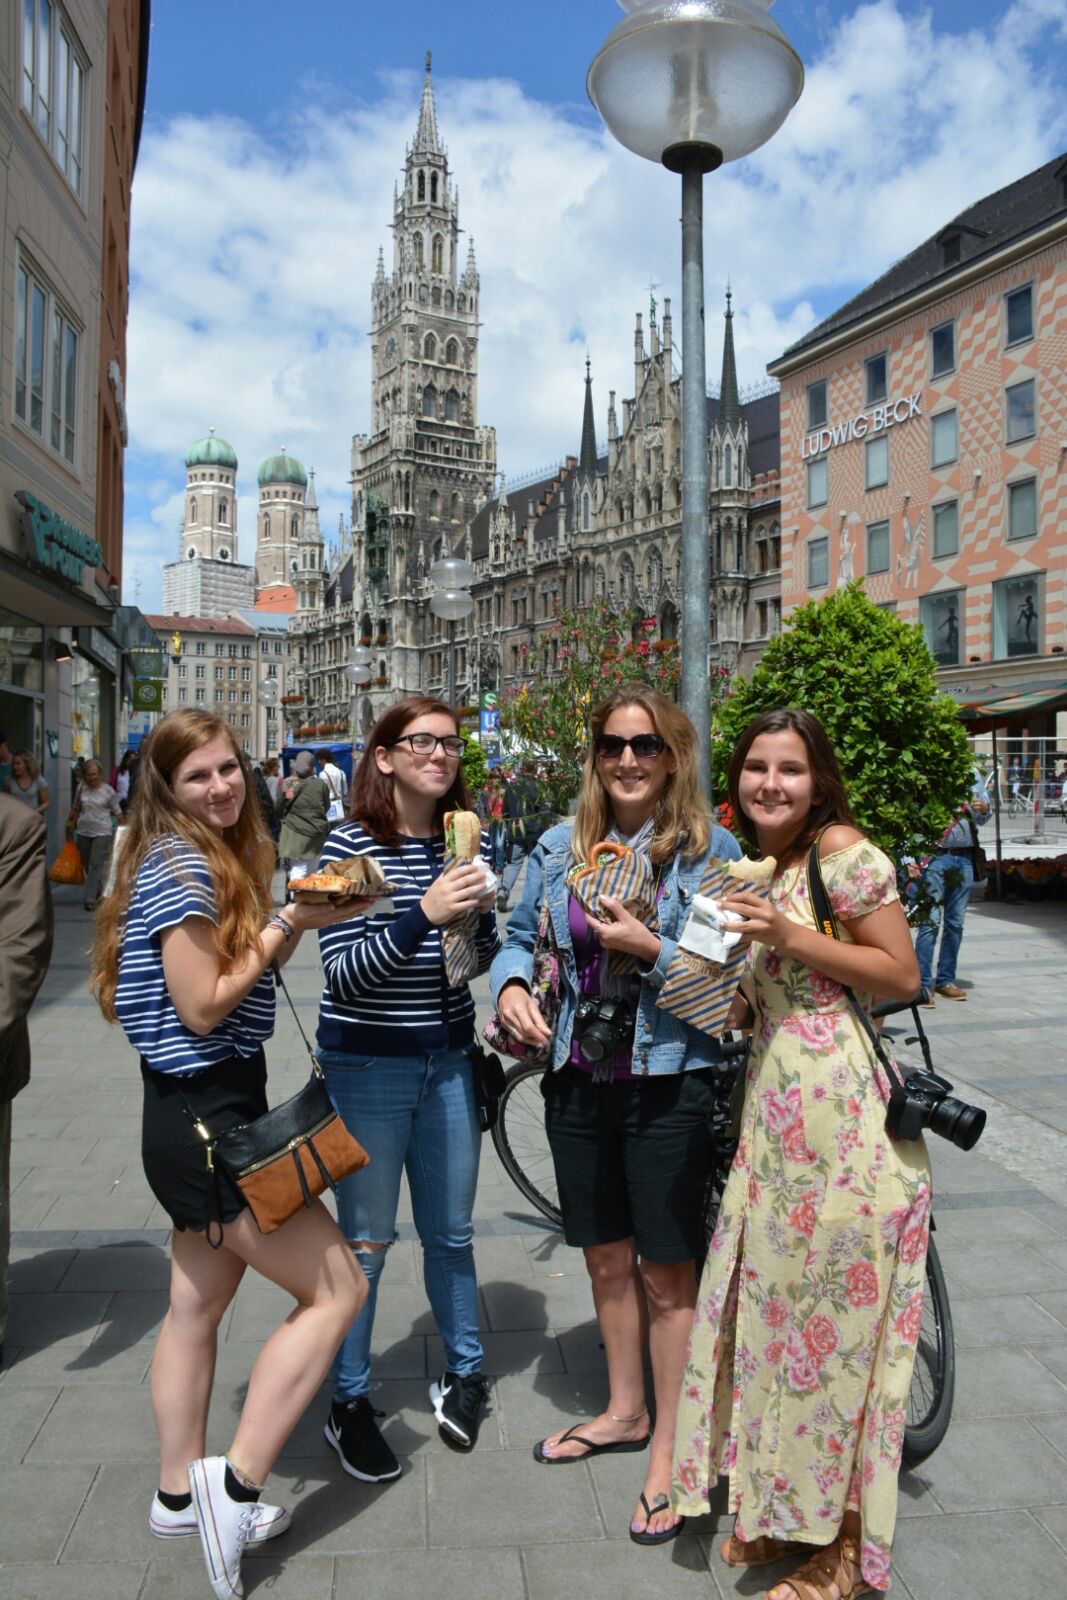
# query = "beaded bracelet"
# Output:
<box><xmin>266</xmin><ymin>914</ymin><xmax>294</xmax><ymax>943</ymax></box>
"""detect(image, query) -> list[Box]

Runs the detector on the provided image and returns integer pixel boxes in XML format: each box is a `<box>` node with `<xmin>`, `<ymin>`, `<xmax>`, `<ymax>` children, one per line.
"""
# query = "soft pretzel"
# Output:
<box><xmin>725</xmin><ymin>855</ymin><xmax>777</xmax><ymax>886</ymax></box>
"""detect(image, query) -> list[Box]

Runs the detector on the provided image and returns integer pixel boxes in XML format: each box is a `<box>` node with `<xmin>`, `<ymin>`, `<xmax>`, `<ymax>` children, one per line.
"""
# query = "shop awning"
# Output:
<box><xmin>0</xmin><ymin>552</ymin><xmax>114</xmax><ymax>627</ymax></box>
<box><xmin>956</xmin><ymin>681</ymin><xmax>1067</xmax><ymax>723</ymax></box>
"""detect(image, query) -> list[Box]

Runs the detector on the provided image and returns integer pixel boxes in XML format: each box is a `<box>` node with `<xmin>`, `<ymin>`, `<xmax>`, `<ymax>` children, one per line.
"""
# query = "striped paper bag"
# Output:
<box><xmin>568</xmin><ymin>850</ymin><xmax>658</xmax><ymax>975</ymax></box>
<box><xmin>440</xmin><ymin>852</ymin><xmax>495</xmax><ymax>990</ymax></box>
<box><xmin>654</xmin><ymin>860</ymin><xmax>761</xmax><ymax>1036</ymax></box>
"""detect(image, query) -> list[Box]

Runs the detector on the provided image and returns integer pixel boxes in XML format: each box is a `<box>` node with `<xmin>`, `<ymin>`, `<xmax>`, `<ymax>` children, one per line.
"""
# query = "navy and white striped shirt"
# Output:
<box><xmin>316</xmin><ymin>820</ymin><xmax>500</xmax><ymax>1057</ymax></box>
<box><xmin>115</xmin><ymin>835</ymin><xmax>275</xmax><ymax>1075</ymax></box>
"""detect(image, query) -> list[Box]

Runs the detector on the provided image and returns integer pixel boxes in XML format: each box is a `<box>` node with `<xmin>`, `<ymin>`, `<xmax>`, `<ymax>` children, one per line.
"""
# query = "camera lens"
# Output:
<box><xmin>928</xmin><ymin>1095</ymin><xmax>986</xmax><ymax>1151</ymax></box>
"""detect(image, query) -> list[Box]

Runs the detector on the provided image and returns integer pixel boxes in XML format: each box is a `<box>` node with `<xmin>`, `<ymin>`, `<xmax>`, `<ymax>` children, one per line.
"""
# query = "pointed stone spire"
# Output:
<box><xmin>579</xmin><ymin>358</ymin><xmax>597</xmax><ymax>482</ymax></box>
<box><xmin>719</xmin><ymin>285</ymin><xmax>741</xmax><ymax>431</ymax></box>
<box><xmin>306</xmin><ymin>468</ymin><xmax>319</xmax><ymax>510</ymax></box>
<box><xmin>374</xmin><ymin>247</ymin><xmax>386</xmax><ymax>284</ymax></box>
<box><xmin>462</xmin><ymin>236</ymin><xmax>478</xmax><ymax>285</ymax></box>
<box><xmin>413</xmin><ymin>51</ymin><xmax>440</xmax><ymax>154</ymax></box>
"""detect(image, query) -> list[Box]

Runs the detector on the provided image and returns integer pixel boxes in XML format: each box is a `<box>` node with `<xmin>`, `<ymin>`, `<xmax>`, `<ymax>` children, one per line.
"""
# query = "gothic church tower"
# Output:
<box><xmin>351</xmin><ymin>54</ymin><xmax>497</xmax><ymax>694</ymax></box>
<box><xmin>709</xmin><ymin>290</ymin><xmax>751</xmax><ymax>671</ymax></box>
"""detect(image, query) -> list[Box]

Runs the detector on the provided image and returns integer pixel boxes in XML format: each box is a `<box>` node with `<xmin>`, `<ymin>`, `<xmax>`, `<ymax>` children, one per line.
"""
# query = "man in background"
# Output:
<box><xmin>316</xmin><ymin>748</ymin><xmax>349</xmax><ymax>825</ymax></box>
<box><xmin>0</xmin><ymin>794</ymin><xmax>53</xmax><ymax>1362</ymax></box>
<box><xmin>497</xmin><ymin>761</ymin><xmax>549</xmax><ymax>912</ymax></box>
<box><xmin>916</xmin><ymin>767</ymin><xmax>990</xmax><ymax>1005</ymax></box>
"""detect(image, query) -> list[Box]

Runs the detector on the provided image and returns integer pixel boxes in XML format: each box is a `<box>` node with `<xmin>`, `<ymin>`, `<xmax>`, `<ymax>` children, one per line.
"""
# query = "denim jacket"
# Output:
<box><xmin>489</xmin><ymin>820</ymin><xmax>742</xmax><ymax>1076</ymax></box>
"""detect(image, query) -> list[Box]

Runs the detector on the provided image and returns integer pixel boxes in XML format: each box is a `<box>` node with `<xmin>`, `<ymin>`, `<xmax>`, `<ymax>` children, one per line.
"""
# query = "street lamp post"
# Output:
<box><xmin>429</xmin><ymin>558</ymin><xmax>475</xmax><ymax>708</ymax></box>
<box><xmin>588</xmin><ymin>0</ymin><xmax>803</xmax><ymax>791</ymax></box>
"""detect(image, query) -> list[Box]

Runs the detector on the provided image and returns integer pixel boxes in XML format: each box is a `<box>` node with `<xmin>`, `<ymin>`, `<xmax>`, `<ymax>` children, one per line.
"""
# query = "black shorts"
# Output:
<box><xmin>141</xmin><ymin>1050</ymin><xmax>268</xmax><ymax>1233</ymax></box>
<box><xmin>543</xmin><ymin>1066</ymin><xmax>714</xmax><ymax>1263</ymax></box>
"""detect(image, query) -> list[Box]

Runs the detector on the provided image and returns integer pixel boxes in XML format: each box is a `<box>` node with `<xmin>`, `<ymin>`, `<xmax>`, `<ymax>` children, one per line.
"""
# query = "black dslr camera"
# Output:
<box><xmin>885</xmin><ymin>1067</ymin><xmax>985</xmax><ymax>1151</ymax></box>
<box><xmin>573</xmin><ymin>997</ymin><xmax>636</xmax><ymax>1065</ymax></box>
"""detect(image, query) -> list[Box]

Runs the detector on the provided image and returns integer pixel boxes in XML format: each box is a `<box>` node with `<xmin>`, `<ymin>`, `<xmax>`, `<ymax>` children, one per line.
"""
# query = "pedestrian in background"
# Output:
<box><xmin>261</xmin><ymin>756</ymin><xmax>281</xmax><ymax>807</ymax></box>
<box><xmin>316</xmin><ymin>747</ymin><xmax>349</xmax><ymax>823</ymax></box>
<box><xmin>0</xmin><ymin>795</ymin><xmax>53</xmax><ymax>1365</ymax></box>
<box><xmin>115</xmin><ymin>750</ymin><xmax>139</xmax><ymax>814</ymax></box>
<box><xmin>316</xmin><ymin>696</ymin><xmax>499</xmax><ymax>1482</ymax></box>
<box><xmin>90</xmin><ymin>708</ymin><xmax>370</xmax><ymax>1600</ymax></box>
<box><xmin>916</xmin><ymin>766</ymin><xmax>990</xmax><ymax>1005</ymax></box>
<box><xmin>5</xmin><ymin>750</ymin><xmax>50</xmax><ymax>816</ymax></box>
<box><xmin>276</xmin><ymin>751</ymin><xmax>330</xmax><ymax>880</ymax></box>
<box><xmin>72</xmin><ymin>759</ymin><xmax>120</xmax><ymax>911</ymax></box>
<box><xmin>497</xmin><ymin>759</ymin><xmax>548</xmax><ymax>911</ymax></box>
<box><xmin>491</xmin><ymin>683</ymin><xmax>740</xmax><ymax>1544</ymax></box>
<box><xmin>0</xmin><ymin>732</ymin><xmax>12</xmax><ymax>794</ymax></box>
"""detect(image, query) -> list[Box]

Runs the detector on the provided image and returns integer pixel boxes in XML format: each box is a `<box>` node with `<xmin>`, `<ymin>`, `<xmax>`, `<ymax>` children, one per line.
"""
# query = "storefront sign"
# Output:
<box><xmin>802</xmin><ymin>394</ymin><xmax>923</xmax><ymax>459</ymax></box>
<box><xmin>15</xmin><ymin>490</ymin><xmax>103</xmax><ymax>585</ymax></box>
<box><xmin>132</xmin><ymin>678</ymin><xmax>164</xmax><ymax>711</ymax></box>
<box><xmin>86</xmin><ymin>627</ymin><xmax>119</xmax><ymax>671</ymax></box>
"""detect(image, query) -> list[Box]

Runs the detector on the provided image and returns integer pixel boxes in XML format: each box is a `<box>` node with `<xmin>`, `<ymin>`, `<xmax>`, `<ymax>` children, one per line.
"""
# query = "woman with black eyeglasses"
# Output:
<box><xmin>490</xmin><ymin>683</ymin><xmax>741</xmax><ymax>1546</ymax></box>
<box><xmin>314</xmin><ymin>697</ymin><xmax>499</xmax><ymax>1484</ymax></box>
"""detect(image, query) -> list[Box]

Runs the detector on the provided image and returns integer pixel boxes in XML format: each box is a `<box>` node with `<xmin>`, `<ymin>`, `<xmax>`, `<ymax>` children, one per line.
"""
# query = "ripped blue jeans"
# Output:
<box><xmin>318</xmin><ymin>1047</ymin><xmax>483</xmax><ymax>1401</ymax></box>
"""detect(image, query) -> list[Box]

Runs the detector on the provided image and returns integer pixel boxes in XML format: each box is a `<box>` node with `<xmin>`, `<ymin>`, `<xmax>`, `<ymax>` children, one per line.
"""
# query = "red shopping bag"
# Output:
<box><xmin>48</xmin><ymin>839</ymin><xmax>85</xmax><ymax>886</ymax></box>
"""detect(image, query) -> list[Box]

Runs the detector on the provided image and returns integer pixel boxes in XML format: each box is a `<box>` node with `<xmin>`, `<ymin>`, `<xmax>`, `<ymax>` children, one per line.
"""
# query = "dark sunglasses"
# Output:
<box><xmin>593</xmin><ymin>733</ymin><xmax>668</xmax><ymax>762</ymax></box>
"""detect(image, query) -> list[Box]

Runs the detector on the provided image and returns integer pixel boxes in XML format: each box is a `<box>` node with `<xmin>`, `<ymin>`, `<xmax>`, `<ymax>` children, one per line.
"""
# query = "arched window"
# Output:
<box><xmin>417</xmin><ymin>170</ymin><xmax>425</xmax><ymax>200</ymax></box>
<box><xmin>219</xmin><ymin>498</ymin><xmax>228</xmax><ymax>525</ymax></box>
<box><xmin>432</xmin><ymin>235</ymin><xmax>443</xmax><ymax>274</ymax></box>
<box><xmin>262</xmin><ymin>515</ymin><xmax>271</xmax><ymax>540</ymax></box>
<box><xmin>445</xmin><ymin>290</ymin><xmax>454</xmax><ymax>310</ymax></box>
<box><xmin>659</xmin><ymin>601</ymin><xmax>678</xmax><ymax>641</ymax></box>
<box><xmin>429</xmin><ymin>490</ymin><xmax>440</xmax><ymax>516</ymax></box>
<box><xmin>414</xmin><ymin>233</ymin><xmax>424</xmax><ymax>268</ymax></box>
<box><xmin>291</xmin><ymin>516</ymin><xmax>298</xmax><ymax>540</ymax></box>
<box><xmin>423</xmin><ymin>332</ymin><xmax>437</xmax><ymax>360</ymax></box>
<box><xmin>582</xmin><ymin>493</ymin><xmax>590</xmax><ymax>531</ymax></box>
<box><xmin>445</xmin><ymin>338</ymin><xmax>459</xmax><ymax>365</ymax></box>
<box><xmin>190</xmin><ymin>498</ymin><xmax>198</xmax><ymax>524</ymax></box>
<box><xmin>422</xmin><ymin>383</ymin><xmax>437</xmax><ymax>417</ymax></box>
<box><xmin>403</xmin><ymin>474</ymin><xmax>412</xmax><ymax>511</ymax></box>
<box><xmin>723</xmin><ymin>443</ymin><xmax>732</xmax><ymax>486</ymax></box>
<box><xmin>457</xmin><ymin>293</ymin><xmax>466</xmax><ymax>312</ymax></box>
<box><xmin>432</xmin><ymin>286</ymin><xmax>442</xmax><ymax>307</ymax></box>
<box><xmin>431</xmin><ymin>172</ymin><xmax>438</xmax><ymax>202</ymax></box>
<box><xmin>451</xmin><ymin>492</ymin><xmax>461</xmax><ymax>522</ymax></box>
<box><xmin>445</xmin><ymin>387</ymin><xmax>460</xmax><ymax>422</ymax></box>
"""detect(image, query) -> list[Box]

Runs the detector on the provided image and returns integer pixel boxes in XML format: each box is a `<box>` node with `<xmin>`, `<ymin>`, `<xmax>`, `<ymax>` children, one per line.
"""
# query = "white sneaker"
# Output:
<box><xmin>150</xmin><ymin>1490</ymin><xmax>291</xmax><ymax>1543</ymax></box>
<box><xmin>188</xmin><ymin>1456</ymin><xmax>260</xmax><ymax>1599</ymax></box>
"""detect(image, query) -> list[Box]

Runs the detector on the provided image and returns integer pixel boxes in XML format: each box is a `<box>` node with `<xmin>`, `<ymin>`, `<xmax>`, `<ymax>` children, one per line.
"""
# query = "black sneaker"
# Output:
<box><xmin>324</xmin><ymin>1396</ymin><xmax>401</xmax><ymax>1482</ymax></box>
<box><xmin>430</xmin><ymin>1370</ymin><xmax>490</xmax><ymax>1450</ymax></box>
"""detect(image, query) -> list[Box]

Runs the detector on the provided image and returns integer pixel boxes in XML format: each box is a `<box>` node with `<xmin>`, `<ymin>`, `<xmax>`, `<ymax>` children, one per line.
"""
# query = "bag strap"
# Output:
<box><xmin>273</xmin><ymin>960</ymin><xmax>324</xmax><ymax>1077</ymax></box>
<box><xmin>804</xmin><ymin>836</ymin><xmax>915</xmax><ymax>1092</ymax></box>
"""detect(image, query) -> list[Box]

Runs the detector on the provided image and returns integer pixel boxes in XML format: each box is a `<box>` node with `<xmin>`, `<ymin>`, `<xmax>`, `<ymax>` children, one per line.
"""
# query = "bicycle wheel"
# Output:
<box><xmin>902</xmin><ymin>1233</ymin><xmax>955</xmax><ymax>1467</ymax></box>
<box><xmin>490</xmin><ymin>1062</ymin><xmax>561</xmax><ymax>1227</ymax></box>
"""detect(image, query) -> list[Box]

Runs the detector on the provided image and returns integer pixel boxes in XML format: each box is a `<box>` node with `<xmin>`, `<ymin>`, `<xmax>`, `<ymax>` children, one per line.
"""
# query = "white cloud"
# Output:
<box><xmin>124</xmin><ymin>0</ymin><xmax>1067</xmax><ymax>608</ymax></box>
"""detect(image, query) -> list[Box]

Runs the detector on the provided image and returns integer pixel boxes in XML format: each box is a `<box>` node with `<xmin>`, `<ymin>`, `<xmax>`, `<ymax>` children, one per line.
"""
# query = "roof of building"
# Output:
<box><xmin>185</xmin><ymin>432</ymin><xmax>237</xmax><ymax>470</ymax></box>
<box><xmin>251</xmin><ymin>584</ymin><xmax>297</xmax><ymax>613</ymax></box>
<box><xmin>776</xmin><ymin>151</ymin><xmax>1067</xmax><ymax>364</ymax></box>
<box><xmin>258</xmin><ymin>451</ymin><xmax>308</xmax><ymax>488</ymax></box>
<box><xmin>144</xmin><ymin>613</ymin><xmax>257</xmax><ymax>637</ymax></box>
<box><xmin>232</xmin><ymin>608</ymin><xmax>291</xmax><ymax>633</ymax></box>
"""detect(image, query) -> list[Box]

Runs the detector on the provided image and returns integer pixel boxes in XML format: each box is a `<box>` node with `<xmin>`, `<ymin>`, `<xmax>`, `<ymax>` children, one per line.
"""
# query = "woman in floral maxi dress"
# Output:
<box><xmin>672</xmin><ymin>709</ymin><xmax>931</xmax><ymax>1600</ymax></box>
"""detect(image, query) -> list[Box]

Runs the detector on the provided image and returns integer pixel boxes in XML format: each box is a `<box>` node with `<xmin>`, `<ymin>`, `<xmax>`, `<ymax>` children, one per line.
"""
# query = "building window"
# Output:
<box><xmin>806</xmin><ymin>380</ymin><xmax>827</xmax><ymax>430</ymax></box>
<box><xmin>930</xmin><ymin>320</ymin><xmax>955</xmax><ymax>377</ymax></box>
<box><xmin>22</xmin><ymin>0</ymin><xmax>85</xmax><ymax>195</ymax></box>
<box><xmin>1006</xmin><ymin>379</ymin><xmax>1035</xmax><ymax>444</ymax></box>
<box><xmin>219</xmin><ymin>498</ymin><xmax>228</xmax><ymax>525</ymax></box>
<box><xmin>993</xmin><ymin>573</ymin><xmax>1041</xmax><ymax>658</ymax></box>
<box><xmin>178</xmin><ymin>687</ymin><xmax>187</xmax><ymax>703</ymax></box>
<box><xmin>195</xmin><ymin>642</ymin><xmax>206</xmax><ymax>655</ymax></box>
<box><xmin>808</xmin><ymin>536</ymin><xmax>829</xmax><ymax>589</ymax></box>
<box><xmin>1005</xmin><ymin>284</ymin><xmax>1033</xmax><ymax>345</ymax></box>
<box><xmin>865</xmin><ymin>436</ymin><xmax>889</xmax><ymax>490</ymax></box>
<box><xmin>241</xmin><ymin>665</ymin><xmax>251</xmax><ymax>681</ymax></box>
<box><xmin>1007</xmin><ymin>478</ymin><xmax>1037</xmax><ymax>541</ymax></box>
<box><xmin>866</xmin><ymin>520</ymin><xmax>890</xmax><ymax>574</ymax></box>
<box><xmin>931</xmin><ymin>408</ymin><xmax>958</xmax><ymax>468</ymax></box>
<box><xmin>240</xmin><ymin>713</ymin><xmax>250</xmax><ymax>728</ymax></box>
<box><xmin>920</xmin><ymin>591</ymin><xmax>962</xmax><ymax>666</ymax></box>
<box><xmin>14</xmin><ymin>260</ymin><xmax>79</xmax><ymax>463</ymax></box>
<box><xmin>865</xmin><ymin>352</ymin><xmax>887</xmax><ymax>405</ymax></box>
<box><xmin>190</xmin><ymin>498</ymin><xmax>198</xmax><ymax>524</ymax></box>
<box><xmin>932</xmin><ymin>499</ymin><xmax>959</xmax><ymax>558</ymax></box>
<box><xmin>241</xmin><ymin>644</ymin><xmax>251</xmax><ymax>658</ymax></box>
<box><xmin>807</xmin><ymin>457</ymin><xmax>828</xmax><ymax>509</ymax></box>
<box><xmin>194</xmin><ymin>664</ymin><xmax>205</xmax><ymax>680</ymax></box>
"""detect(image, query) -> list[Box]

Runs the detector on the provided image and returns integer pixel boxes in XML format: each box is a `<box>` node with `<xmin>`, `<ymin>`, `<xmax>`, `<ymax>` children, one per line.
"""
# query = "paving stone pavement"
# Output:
<box><xmin>2</xmin><ymin>880</ymin><xmax>1066</xmax><ymax>1599</ymax></box>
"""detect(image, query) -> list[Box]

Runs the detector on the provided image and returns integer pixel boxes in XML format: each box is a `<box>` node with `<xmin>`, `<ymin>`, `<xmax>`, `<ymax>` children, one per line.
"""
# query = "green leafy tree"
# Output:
<box><xmin>460</xmin><ymin>735</ymin><xmax>488</xmax><ymax>799</ymax></box>
<box><xmin>499</xmin><ymin>598</ymin><xmax>690</xmax><ymax>814</ymax></box>
<box><xmin>712</xmin><ymin>583</ymin><xmax>973</xmax><ymax>857</ymax></box>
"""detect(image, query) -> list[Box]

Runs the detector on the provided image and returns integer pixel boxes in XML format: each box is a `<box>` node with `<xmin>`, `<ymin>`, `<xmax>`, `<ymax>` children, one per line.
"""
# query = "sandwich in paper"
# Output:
<box><xmin>288</xmin><ymin>855</ymin><xmax>400</xmax><ymax>904</ymax></box>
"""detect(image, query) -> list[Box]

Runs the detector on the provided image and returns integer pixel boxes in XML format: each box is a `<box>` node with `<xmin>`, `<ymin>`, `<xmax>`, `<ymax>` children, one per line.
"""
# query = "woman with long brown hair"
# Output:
<box><xmin>92</xmin><ymin>709</ymin><xmax>371</xmax><ymax>1600</ymax></box>
<box><xmin>314</xmin><ymin>696</ymin><xmax>499</xmax><ymax>1482</ymax></box>
<box><xmin>671</xmin><ymin>708</ymin><xmax>928</xmax><ymax>1600</ymax></box>
<box><xmin>491</xmin><ymin>682</ymin><xmax>741</xmax><ymax>1545</ymax></box>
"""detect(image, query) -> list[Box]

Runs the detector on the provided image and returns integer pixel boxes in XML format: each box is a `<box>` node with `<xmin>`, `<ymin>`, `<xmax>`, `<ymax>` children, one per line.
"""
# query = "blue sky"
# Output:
<box><xmin>123</xmin><ymin>1</ymin><xmax>1067</xmax><ymax>609</ymax></box>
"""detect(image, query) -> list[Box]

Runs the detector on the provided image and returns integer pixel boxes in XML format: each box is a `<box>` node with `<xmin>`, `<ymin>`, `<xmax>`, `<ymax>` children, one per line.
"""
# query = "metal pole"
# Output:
<box><xmin>991</xmin><ymin>722</ymin><xmax>1003</xmax><ymax>900</ymax></box>
<box><xmin>449</xmin><ymin>619</ymin><xmax>456</xmax><ymax>708</ymax></box>
<box><xmin>678</xmin><ymin>160</ymin><xmax>711</xmax><ymax>793</ymax></box>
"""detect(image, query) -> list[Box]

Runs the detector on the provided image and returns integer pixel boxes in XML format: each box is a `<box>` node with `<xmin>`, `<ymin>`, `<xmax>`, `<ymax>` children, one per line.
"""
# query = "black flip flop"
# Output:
<box><xmin>533</xmin><ymin>1423</ymin><xmax>651</xmax><ymax>1464</ymax></box>
<box><xmin>629</xmin><ymin>1492</ymin><xmax>686</xmax><ymax>1546</ymax></box>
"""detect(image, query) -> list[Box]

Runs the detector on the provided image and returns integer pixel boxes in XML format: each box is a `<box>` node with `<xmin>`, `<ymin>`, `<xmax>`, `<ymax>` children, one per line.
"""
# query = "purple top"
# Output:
<box><xmin>566</xmin><ymin>892</ymin><xmax>637</xmax><ymax>1080</ymax></box>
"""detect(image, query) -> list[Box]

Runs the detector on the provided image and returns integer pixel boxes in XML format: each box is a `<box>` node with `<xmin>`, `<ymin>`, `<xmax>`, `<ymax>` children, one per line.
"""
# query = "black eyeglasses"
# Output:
<box><xmin>388</xmin><ymin>733</ymin><xmax>466</xmax><ymax>759</ymax></box>
<box><xmin>593</xmin><ymin>733</ymin><xmax>667</xmax><ymax>762</ymax></box>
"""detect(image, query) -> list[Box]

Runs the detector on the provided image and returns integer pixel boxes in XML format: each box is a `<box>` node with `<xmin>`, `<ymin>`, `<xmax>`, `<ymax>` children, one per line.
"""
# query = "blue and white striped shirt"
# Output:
<box><xmin>115</xmin><ymin>835</ymin><xmax>275</xmax><ymax>1075</ymax></box>
<box><xmin>316</xmin><ymin>820</ymin><xmax>500</xmax><ymax>1057</ymax></box>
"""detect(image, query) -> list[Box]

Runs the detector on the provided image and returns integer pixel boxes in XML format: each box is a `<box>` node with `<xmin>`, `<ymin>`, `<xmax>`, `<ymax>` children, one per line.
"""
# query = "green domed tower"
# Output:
<box><xmin>256</xmin><ymin>448</ymin><xmax>309</xmax><ymax>588</ymax></box>
<box><xmin>162</xmin><ymin>428</ymin><xmax>255</xmax><ymax>615</ymax></box>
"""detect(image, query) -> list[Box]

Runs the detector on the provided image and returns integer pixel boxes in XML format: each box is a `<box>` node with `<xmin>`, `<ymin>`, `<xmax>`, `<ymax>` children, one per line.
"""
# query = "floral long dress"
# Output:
<box><xmin>671</xmin><ymin>840</ymin><xmax>932</xmax><ymax>1592</ymax></box>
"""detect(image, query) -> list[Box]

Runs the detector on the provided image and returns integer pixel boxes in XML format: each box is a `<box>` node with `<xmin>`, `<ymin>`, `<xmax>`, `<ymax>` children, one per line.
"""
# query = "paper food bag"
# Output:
<box><xmin>440</xmin><ymin>856</ymin><xmax>498</xmax><ymax>990</ymax></box>
<box><xmin>655</xmin><ymin>859</ymin><xmax>764</xmax><ymax>1036</ymax></box>
<box><xmin>567</xmin><ymin>849</ymin><xmax>659</xmax><ymax>975</ymax></box>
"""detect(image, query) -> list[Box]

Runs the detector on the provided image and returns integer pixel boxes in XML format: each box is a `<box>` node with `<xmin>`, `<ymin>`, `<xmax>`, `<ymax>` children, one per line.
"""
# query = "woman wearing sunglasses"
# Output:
<box><xmin>491</xmin><ymin>682</ymin><xmax>741</xmax><ymax>1545</ymax></box>
<box><xmin>314</xmin><ymin>696</ymin><xmax>499</xmax><ymax>1484</ymax></box>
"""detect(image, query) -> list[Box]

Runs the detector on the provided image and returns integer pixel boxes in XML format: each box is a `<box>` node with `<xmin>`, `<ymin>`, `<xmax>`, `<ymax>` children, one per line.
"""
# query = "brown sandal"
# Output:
<box><xmin>721</xmin><ymin>1533</ymin><xmax>817</xmax><ymax>1568</ymax></box>
<box><xmin>765</xmin><ymin>1535</ymin><xmax>871</xmax><ymax>1600</ymax></box>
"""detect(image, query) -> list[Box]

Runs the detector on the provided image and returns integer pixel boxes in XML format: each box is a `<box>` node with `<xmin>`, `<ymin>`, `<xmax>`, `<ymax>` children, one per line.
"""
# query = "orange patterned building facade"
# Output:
<box><xmin>769</xmin><ymin>155</ymin><xmax>1067</xmax><ymax>717</ymax></box>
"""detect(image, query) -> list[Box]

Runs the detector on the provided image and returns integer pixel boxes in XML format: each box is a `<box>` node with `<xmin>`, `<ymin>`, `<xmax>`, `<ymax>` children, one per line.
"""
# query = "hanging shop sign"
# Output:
<box><xmin>802</xmin><ymin>394</ymin><xmax>923</xmax><ymax>459</ymax></box>
<box><xmin>15</xmin><ymin>490</ymin><xmax>103</xmax><ymax>585</ymax></box>
<box><xmin>132</xmin><ymin>678</ymin><xmax>164</xmax><ymax>711</ymax></box>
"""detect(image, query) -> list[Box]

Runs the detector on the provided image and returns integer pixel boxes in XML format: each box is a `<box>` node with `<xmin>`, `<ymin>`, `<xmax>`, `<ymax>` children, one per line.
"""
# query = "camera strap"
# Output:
<box><xmin>804</xmin><ymin>837</ymin><xmax>912</xmax><ymax>1094</ymax></box>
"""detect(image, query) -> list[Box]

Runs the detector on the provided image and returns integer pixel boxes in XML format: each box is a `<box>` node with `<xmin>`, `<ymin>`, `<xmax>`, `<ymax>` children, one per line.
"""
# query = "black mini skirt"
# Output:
<box><xmin>141</xmin><ymin>1049</ymin><xmax>268</xmax><ymax>1232</ymax></box>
